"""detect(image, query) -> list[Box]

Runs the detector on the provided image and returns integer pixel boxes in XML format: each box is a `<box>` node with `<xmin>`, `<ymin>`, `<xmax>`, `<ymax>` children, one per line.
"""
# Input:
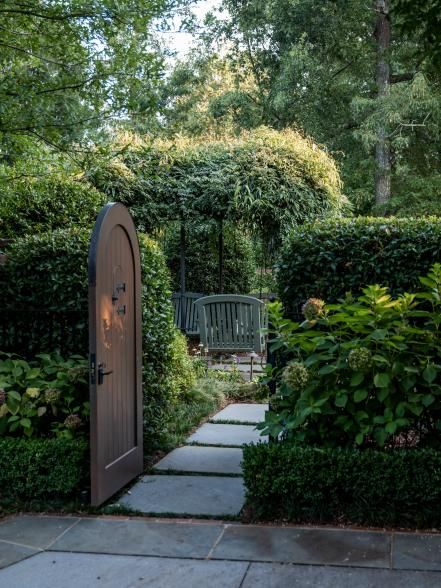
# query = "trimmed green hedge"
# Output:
<box><xmin>0</xmin><ymin>437</ymin><xmax>89</xmax><ymax>500</ymax></box>
<box><xmin>242</xmin><ymin>443</ymin><xmax>441</xmax><ymax>527</ymax></box>
<box><xmin>0</xmin><ymin>176</ymin><xmax>104</xmax><ymax>239</ymax></box>
<box><xmin>277</xmin><ymin>217</ymin><xmax>441</xmax><ymax>319</ymax></box>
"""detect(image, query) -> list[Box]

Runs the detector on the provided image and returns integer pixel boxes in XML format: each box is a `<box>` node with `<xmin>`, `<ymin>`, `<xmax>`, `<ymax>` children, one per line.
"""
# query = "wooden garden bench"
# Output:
<box><xmin>172</xmin><ymin>292</ymin><xmax>203</xmax><ymax>335</ymax></box>
<box><xmin>195</xmin><ymin>294</ymin><xmax>266</xmax><ymax>353</ymax></box>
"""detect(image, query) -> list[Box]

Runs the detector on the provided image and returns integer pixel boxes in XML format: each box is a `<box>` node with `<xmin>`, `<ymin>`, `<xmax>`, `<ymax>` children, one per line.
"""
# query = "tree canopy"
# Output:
<box><xmin>0</xmin><ymin>0</ymin><xmax>186</xmax><ymax>161</ymax></box>
<box><xmin>149</xmin><ymin>0</ymin><xmax>441</xmax><ymax>215</ymax></box>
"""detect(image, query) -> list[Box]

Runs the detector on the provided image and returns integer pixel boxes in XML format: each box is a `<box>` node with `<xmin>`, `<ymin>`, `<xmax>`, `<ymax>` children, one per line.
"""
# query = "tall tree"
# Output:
<box><xmin>374</xmin><ymin>0</ymin><xmax>391</xmax><ymax>205</ymax></box>
<box><xmin>0</xmin><ymin>0</ymin><xmax>188</xmax><ymax>161</ymax></box>
<box><xmin>164</xmin><ymin>0</ymin><xmax>441</xmax><ymax>214</ymax></box>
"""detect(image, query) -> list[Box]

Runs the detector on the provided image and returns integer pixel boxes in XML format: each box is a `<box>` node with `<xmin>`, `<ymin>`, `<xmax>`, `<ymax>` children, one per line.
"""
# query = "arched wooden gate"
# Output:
<box><xmin>88</xmin><ymin>203</ymin><xmax>143</xmax><ymax>506</ymax></box>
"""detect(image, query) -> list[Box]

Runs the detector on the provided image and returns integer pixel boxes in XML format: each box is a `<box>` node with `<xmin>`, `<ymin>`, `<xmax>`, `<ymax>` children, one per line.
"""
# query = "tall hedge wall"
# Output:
<box><xmin>277</xmin><ymin>217</ymin><xmax>441</xmax><ymax>318</ymax></box>
<box><xmin>0</xmin><ymin>228</ymin><xmax>182</xmax><ymax>447</ymax></box>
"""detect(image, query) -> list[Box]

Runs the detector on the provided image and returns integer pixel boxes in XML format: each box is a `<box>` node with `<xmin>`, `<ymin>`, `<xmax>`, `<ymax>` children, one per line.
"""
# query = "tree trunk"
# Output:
<box><xmin>374</xmin><ymin>0</ymin><xmax>391</xmax><ymax>207</ymax></box>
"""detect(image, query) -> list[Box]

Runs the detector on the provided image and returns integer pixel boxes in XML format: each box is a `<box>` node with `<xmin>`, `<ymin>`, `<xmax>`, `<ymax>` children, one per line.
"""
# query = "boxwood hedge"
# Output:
<box><xmin>0</xmin><ymin>437</ymin><xmax>89</xmax><ymax>500</ymax></box>
<box><xmin>242</xmin><ymin>442</ymin><xmax>441</xmax><ymax>528</ymax></box>
<box><xmin>277</xmin><ymin>217</ymin><xmax>441</xmax><ymax>319</ymax></box>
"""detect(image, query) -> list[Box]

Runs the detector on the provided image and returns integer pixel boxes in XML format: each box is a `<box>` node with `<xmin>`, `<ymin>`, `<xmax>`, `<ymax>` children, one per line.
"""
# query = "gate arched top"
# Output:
<box><xmin>88</xmin><ymin>202</ymin><xmax>141</xmax><ymax>288</ymax></box>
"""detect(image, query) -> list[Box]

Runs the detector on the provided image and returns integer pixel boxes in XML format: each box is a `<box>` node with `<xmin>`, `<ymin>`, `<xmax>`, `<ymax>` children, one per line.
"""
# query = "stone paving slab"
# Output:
<box><xmin>242</xmin><ymin>562</ymin><xmax>441</xmax><ymax>588</ymax></box>
<box><xmin>50</xmin><ymin>518</ymin><xmax>224</xmax><ymax>558</ymax></box>
<box><xmin>154</xmin><ymin>445</ymin><xmax>243</xmax><ymax>475</ymax></box>
<box><xmin>211</xmin><ymin>526</ymin><xmax>390</xmax><ymax>568</ymax></box>
<box><xmin>393</xmin><ymin>533</ymin><xmax>441</xmax><ymax>572</ymax></box>
<box><xmin>0</xmin><ymin>540</ymin><xmax>38</xmax><ymax>570</ymax></box>
<box><xmin>0</xmin><ymin>516</ymin><xmax>79</xmax><ymax>549</ymax></box>
<box><xmin>210</xmin><ymin>403</ymin><xmax>268</xmax><ymax>424</ymax></box>
<box><xmin>0</xmin><ymin>552</ymin><xmax>249</xmax><ymax>588</ymax></box>
<box><xmin>119</xmin><ymin>475</ymin><xmax>245</xmax><ymax>516</ymax></box>
<box><xmin>187</xmin><ymin>423</ymin><xmax>266</xmax><ymax>446</ymax></box>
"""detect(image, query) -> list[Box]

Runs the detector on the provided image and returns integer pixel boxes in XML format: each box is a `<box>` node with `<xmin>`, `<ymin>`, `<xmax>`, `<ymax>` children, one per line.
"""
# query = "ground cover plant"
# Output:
<box><xmin>0</xmin><ymin>353</ymin><xmax>89</xmax><ymax>439</ymax></box>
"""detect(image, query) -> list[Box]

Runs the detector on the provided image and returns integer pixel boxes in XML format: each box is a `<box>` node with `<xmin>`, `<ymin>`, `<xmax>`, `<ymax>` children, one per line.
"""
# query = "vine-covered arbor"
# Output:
<box><xmin>87</xmin><ymin>127</ymin><xmax>346</xmax><ymax>329</ymax></box>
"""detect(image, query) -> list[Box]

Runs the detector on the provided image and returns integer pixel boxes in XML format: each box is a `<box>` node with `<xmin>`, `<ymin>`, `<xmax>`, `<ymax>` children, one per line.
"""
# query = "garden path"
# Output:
<box><xmin>118</xmin><ymin>403</ymin><xmax>269</xmax><ymax>517</ymax></box>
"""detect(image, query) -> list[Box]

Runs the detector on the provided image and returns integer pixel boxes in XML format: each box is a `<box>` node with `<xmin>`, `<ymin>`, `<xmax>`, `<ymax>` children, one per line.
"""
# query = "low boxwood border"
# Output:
<box><xmin>0</xmin><ymin>437</ymin><xmax>89</xmax><ymax>502</ymax></box>
<box><xmin>242</xmin><ymin>442</ymin><xmax>441</xmax><ymax>528</ymax></box>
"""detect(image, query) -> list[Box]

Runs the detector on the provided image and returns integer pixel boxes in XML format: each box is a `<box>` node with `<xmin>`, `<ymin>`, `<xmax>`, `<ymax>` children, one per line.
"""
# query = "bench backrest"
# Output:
<box><xmin>172</xmin><ymin>292</ymin><xmax>203</xmax><ymax>334</ymax></box>
<box><xmin>195</xmin><ymin>294</ymin><xmax>265</xmax><ymax>352</ymax></box>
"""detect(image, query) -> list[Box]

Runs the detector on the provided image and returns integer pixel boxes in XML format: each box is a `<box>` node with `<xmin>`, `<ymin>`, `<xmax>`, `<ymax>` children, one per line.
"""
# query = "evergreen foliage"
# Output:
<box><xmin>277</xmin><ymin>217</ymin><xmax>441</xmax><ymax>319</ymax></box>
<box><xmin>242</xmin><ymin>442</ymin><xmax>441</xmax><ymax>527</ymax></box>
<box><xmin>163</xmin><ymin>221</ymin><xmax>257</xmax><ymax>294</ymax></box>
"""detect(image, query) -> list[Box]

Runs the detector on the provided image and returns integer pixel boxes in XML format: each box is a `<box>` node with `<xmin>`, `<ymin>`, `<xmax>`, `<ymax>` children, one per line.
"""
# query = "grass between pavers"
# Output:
<box><xmin>150</xmin><ymin>469</ymin><xmax>243</xmax><ymax>478</ymax></box>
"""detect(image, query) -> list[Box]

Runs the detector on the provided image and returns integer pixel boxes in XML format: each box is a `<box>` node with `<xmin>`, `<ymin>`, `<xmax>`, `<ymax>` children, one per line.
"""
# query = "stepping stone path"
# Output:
<box><xmin>119</xmin><ymin>403</ymin><xmax>268</xmax><ymax>517</ymax></box>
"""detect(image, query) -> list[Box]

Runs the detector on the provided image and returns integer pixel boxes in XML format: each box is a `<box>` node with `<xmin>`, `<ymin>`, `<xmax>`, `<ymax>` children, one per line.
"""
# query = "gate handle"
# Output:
<box><xmin>98</xmin><ymin>363</ymin><xmax>113</xmax><ymax>385</ymax></box>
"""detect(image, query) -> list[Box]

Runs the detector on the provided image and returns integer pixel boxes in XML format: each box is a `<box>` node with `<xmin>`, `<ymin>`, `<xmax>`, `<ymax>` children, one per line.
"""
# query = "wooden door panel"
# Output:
<box><xmin>89</xmin><ymin>203</ymin><xmax>143</xmax><ymax>506</ymax></box>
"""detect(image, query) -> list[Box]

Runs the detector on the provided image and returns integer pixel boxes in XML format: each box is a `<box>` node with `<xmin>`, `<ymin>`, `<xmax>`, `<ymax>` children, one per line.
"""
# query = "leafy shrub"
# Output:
<box><xmin>262</xmin><ymin>265</ymin><xmax>441</xmax><ymax>448</ymax></box>
<box><xmin>0</xmin><ymin>176</ymin><xmax>104</xmax><ymax>238</ymax></box>
<box><xmin>242</xmin><ymin>442</ymin><xmax>441</xmax><ymax>528</ymax></box>
<box><xmin>87</xmin><ymin>128</ymin><xmax>345</xmax><ymax>236</ymax></box>
<box><xmin>0</xmin><ymin>353</ymin><xmax>89</xmax><ymax>438</ymax></box>
<box><xmin>1</xmin><ymin>229</ymin><xmax>195</xmax><ymax>449</ymax></box>
<box><xmin>164</xmin><ymin>221</ymin><xmax>257</xmax><ymax>294</ymax></box>
<box><xmin>278</xmin><ymin>217</ymin><xmax>441</xmax><ymax>320</ymax></box>
<box><xmin>0</xmin><ymin>437</ymin><xmax>88</xmax><ymax>500</ymax></box>
<box><xmin>166</xmin><ymin>330</ymin><xmax>197</xmax><ymax>400</ymax></box>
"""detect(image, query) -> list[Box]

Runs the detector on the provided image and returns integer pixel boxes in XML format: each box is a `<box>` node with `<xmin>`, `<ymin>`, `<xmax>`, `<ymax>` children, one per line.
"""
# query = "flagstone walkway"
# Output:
<box><xmin>1</xmin><ymin>515</ymin><xmax>441</xmax><ymax>587</ymax></box>
<box><xmin>118</xmin><ymin>403</ymin><xmax>268</xmax><ymax>517</ymax></box>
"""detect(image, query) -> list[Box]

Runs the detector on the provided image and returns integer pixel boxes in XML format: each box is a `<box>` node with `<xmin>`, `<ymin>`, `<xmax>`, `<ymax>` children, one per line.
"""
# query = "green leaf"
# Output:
<box><xmin>377</xmin><ymin>387</ymin><xmax>390</xmax><ymax>402</ymax></box>
<box><xmin>318</xmin><ymin>364</ymin><xmax>337</xmax><ymax>375</ymax></box>
<box><xmin>374</xmin><ymin>373</ymin><xmax>390</xmax><ymax>388</ymax></box>
<box><xmin>7</xmin><ymin>390</ymin><xmax>21</xmax><ymax>402</ymax></box>
<box><xmin>385</xmin><ymin>421</ymin><xmax>397</xmax><ymax>434</ymax></box>
<box><xmin>350</xmin><ymin>372</ymin><xmax>364</xmax><ymax>387</ymax></box>
<box><xmin>422</xmin><ymin>394</ymin><xmax>435</xmax><ymax>407</ymax></box>
<box><xmin>354</xmin><ymin>389</ymin><xmax>368</xmax><ymax>403</ymax></box>
<box><xmin>335</xmin><ymin>394</ymin><xmax>348</xmax><ymax>408</ymax></box>
<box><xmin>423</xmin><ymin>365</ymin><xmax>437</xmax><ymax>384</ymax></box>
<box><xmin>355</xmin><ymin>433</ymin><xmax>364</xmax><ymax>445</ymax></box>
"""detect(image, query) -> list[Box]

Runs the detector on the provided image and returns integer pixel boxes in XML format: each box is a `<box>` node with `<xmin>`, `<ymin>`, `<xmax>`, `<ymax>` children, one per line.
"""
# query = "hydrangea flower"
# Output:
<box><xmin>348</xmin><ymin>347</ymin><xmax>372</xmax><ymax>371</ymax></box>
<box><xmin>45</xmin><ymin>388</ymin><xmax>61</xmax><ymax>404</ymax></box>
<box><xmin>25</xmin><ymin>387</ymin><xmax>40</xmax><ymax>399</ymax></box>
<box><xmin>282</xmin><ymin>361</ymin><xmax>309</xmax><ymax>390</ymax></box>
<box><xmin>302</xmin><ymin>298</ymin><xmax>325</xmax><ymax>321</ymax></box>
<box><xmin>64</xmin><ymin>414</ymin><xmax>82</xmax><ymax>430</ymax></box>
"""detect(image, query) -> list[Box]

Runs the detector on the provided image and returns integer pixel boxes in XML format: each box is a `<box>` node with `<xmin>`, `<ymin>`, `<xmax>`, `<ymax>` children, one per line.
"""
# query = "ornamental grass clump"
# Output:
<box><xmin>260</xmin><ymin>263</ymin><xmax>441</xmax><ymax>448</ymax></box>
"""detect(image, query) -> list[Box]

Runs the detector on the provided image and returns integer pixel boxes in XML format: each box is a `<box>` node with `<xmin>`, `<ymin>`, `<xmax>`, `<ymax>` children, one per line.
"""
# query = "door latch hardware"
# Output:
<box><xmin>116</xmin><ymin>282</ymin><xmax>126</xmax><ymax>293</ymax></box>
<box><xmin>112</xmin><ymin>292</ymin><xmax>119</xmax><ymax>304</ymax></box>
<box><xmin>90</xmin><ymin>353</ymin><xmax>96</xmax><ymax>385</ymax></box>
<box><xmin>117</xmin><ymin>304</ymin><xmax>126</xmax><ymax>315</ymax></box>
<box><xmin>98</xmin><ymin>362</ymin><xmax>113</xmax><ymax>385</ymax></box>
